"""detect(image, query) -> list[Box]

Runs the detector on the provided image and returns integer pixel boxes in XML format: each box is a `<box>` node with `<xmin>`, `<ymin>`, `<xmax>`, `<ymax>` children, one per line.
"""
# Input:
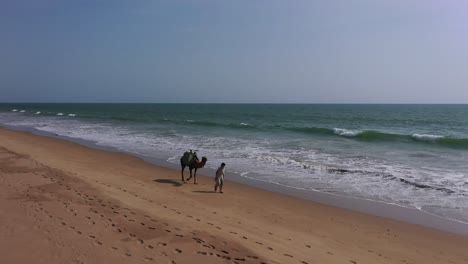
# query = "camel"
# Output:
<box><xmin>180</xmin><ymin>153</ymin><xmax>207</xmax><ymax>184</ymax></box>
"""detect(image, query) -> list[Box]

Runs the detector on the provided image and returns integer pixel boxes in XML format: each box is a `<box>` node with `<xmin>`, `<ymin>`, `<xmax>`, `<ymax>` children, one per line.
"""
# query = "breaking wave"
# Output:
<box><xmin>290</xmin><ymin>127</ymin><xmax>468</xmax><ymax>149</ymax></box>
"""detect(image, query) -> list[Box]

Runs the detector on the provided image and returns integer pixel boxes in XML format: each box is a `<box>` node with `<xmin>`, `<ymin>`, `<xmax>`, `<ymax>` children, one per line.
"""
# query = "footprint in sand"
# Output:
<box><xmin>193</xmin><ymin>238</ymin><xmax>204</xmax><ymax>244</ymax></box>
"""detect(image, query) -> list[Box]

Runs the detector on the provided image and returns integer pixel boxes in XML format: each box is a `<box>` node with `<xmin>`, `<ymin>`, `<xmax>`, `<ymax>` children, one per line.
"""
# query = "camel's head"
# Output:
<box><xmin>201</xmin><ymin>157</ymin><xmax>207</xmax><ymax>165</ymax></box>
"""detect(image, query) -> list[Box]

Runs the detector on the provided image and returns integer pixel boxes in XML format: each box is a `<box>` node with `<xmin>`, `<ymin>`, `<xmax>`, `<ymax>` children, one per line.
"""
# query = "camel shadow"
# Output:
<box><xmin>154</xmin><ymin>179</ymin><xmax>183</xmax><ymax>187</ymax></box>
<box><xmin>192</xmin><ymin>190</ymin><xmax>217</xmax><ymax>194</ymax></box>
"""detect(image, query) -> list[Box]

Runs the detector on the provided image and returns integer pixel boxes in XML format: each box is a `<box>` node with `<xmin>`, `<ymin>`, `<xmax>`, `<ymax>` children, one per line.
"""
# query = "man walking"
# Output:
<box><xmin>214</xmin><ymin>163</ymin><xmax>226</xmax><ymax>193</ymax></box>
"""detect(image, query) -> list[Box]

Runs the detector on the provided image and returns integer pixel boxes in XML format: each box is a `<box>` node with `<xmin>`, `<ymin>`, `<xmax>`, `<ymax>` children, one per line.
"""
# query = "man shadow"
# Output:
<box><xmin>153</xmin><ymin>179</ymin><xmax>183</xmax><ymax>187</ymax></box>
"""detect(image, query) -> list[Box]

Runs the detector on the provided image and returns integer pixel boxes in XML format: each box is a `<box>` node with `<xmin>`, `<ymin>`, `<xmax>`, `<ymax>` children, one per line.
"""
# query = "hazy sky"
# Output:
<box><xmin>1</xmin><ymin>0</ymin><xmax>468</xmax><ymax>103</ymax></box>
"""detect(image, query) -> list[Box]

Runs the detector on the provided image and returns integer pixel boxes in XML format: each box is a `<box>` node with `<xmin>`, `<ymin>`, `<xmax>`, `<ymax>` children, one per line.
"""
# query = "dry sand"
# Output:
<box><xmin>0</xmin><ymin>127</ymin><xmax>467</xmax><ymax>264</ymax></box>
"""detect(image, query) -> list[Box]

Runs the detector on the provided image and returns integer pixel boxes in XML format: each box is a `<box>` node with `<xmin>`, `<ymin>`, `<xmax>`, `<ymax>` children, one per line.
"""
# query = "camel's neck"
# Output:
<box><xmin>194</xmin><ymin>160</ymin><xmax>206</xmax><ymax>168</ymax></box>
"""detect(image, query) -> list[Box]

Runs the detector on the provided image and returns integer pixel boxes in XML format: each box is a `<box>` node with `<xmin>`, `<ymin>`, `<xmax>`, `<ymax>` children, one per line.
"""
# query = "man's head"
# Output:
<box><xmin>221</xmin><ymin>162</ymin><xmax>226</xmax><ymax>167</ymax></box>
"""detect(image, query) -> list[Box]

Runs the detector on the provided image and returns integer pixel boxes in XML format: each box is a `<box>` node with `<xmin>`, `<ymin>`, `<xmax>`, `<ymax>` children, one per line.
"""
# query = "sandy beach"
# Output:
<box><xmin>1</xmin><ymin>127</ymin><xmax>467</xmax><ymax>264</ymax></box>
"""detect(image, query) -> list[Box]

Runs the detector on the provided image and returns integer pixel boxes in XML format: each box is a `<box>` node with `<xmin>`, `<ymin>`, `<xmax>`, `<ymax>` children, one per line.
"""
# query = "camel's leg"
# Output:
<box><xmin>193</xmin><ymin>168</ymin><xmax>198</xmax><ymax>184</ymax></box>
<box><xmin>181</xmin><ymin>165</ymin><xmax>186</xmax><ymax>182</ymax></box>
<box><xmin>187</xmin><ymin>168</ymin><xmax>193</xmax><ymax>181</ymax></box>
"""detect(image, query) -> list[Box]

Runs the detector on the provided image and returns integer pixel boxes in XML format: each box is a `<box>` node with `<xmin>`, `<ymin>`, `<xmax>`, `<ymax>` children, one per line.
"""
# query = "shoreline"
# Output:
<box><xmin>1</xmin><ymin>126</ymin><xmax>468</xmax><ymax>263</ymax></box>
<box><xmin>2</xmin><ymin>123</ymin><xmax>468</xmax><ymax>236</ymax></box>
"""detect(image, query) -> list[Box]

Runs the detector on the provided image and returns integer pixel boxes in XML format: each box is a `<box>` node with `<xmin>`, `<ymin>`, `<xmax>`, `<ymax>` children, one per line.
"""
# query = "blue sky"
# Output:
<box><xmin>1</xmin><ymin>0</ymin><xmax>467</xmax><ymax>103</ymax></box>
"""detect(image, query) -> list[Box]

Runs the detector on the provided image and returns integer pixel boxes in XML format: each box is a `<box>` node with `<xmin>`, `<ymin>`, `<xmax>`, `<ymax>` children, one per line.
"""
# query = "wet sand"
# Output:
<box><xmin>1</xmin><ymin>127</ymin><xmax>467</xmax><ymax>264</ymax></box>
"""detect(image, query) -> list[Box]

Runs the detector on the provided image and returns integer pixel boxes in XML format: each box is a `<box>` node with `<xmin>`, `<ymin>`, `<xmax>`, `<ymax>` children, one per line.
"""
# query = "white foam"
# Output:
<box><xmin>68</xmin><ymin>114</ymin><xmax>76</xmax><ymax>117</ymax></box>
<box><xmin>334</xmin><ymin>128</ymin><xmax>359</xmax><ymax>137</ymax></box>
<box><xmin>19</xmin><ymin>110</ymin><xmax>25</xmax><ymax>113</ymax></box>
<box><xmin>12</xmin><ymin>109</ymin><xmax>18</xmax><ymax>112</ymax></box>
<box><xmin>56</xmin><ymin>113</ymin><xmax>64</xmax><ymax>116</ymax></box>
<box><xmin>412</xmin><ymin>134</ymin><xmax>443</xmax><ymax>142</ymax></box>
<box><xmin>240</xmin><ymin>122</ymin><xmax>250</xmax><ymax>126</ymax></box>
<box><xmin>35</xmin><ymin>111</ymin><xmax>41</xmax><ymax>115</ymax></box>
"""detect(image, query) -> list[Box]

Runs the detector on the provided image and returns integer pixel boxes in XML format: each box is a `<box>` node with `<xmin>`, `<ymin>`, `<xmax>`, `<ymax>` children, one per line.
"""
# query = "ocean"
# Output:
<box><xmin>1</xmin><ymin>103</ymin><xmax>467</xmax><ymax>224</ymax></box>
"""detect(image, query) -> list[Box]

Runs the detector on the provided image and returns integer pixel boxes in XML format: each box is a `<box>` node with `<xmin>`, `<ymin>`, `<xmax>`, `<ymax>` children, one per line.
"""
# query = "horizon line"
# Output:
<box><xmin>1</xmin><ymin>102</ymin><xmax>468</xmax><ymax>105</ymax></box>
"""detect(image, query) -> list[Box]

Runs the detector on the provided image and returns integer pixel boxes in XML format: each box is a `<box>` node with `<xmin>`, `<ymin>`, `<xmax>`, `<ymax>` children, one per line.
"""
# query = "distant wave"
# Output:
<box><xmin>333</xmin><ymin>128</ymin><xmax>359</xmax><ymax>137</ymax></box>
<box><xmin>289</xmin><ymin>126</ymin><xmax>468</xmax><ymax>149</ymax></box>
<box><xmin>35</xmin><ymin>111</ymin><xmax>41</xmax><ymax>114</ymax></box>
<box><xmin>412</xmin><ymin>134</ymin><xmax>442</xmax><ymax>141</ymax></box>
<box><xmin>56</xmin><ymin>113</ymin><xmax>64</xmax><ymax>116</ymax></box>
<box><xmin>68</xmin><ymin>113</ymin><xmax>76</xmax><ymax>117</ymax></box>
<box><xmin>112</xmin><ymin>116</ymin><xmax>142</xmax><ymax>122</ymax></box>
<box><xmin>182</xmin><ymin>119</ymin><xmax>257</xmax><ymax>129</ymax></box>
